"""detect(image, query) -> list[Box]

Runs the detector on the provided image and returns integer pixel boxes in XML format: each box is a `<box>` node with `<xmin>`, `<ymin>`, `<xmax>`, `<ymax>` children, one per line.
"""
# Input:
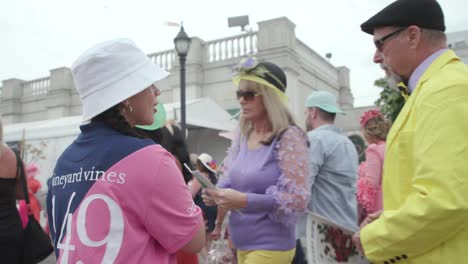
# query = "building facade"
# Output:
<box><xmin>0</xmin><ymin>17</ymin><xmax>355</xmax><ymax>129</ymax></box>
<box><xmin>448</xmin><ymin>30</ymin><xmax>468</xmax><ymax>64</ymax></box>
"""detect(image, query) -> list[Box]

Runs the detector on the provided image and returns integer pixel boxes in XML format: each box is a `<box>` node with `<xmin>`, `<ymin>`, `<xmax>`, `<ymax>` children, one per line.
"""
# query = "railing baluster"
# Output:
<box><xmin>224</xmin><ymin>40</ymin><xmax>229</xmax><ymax>60</ymax></box>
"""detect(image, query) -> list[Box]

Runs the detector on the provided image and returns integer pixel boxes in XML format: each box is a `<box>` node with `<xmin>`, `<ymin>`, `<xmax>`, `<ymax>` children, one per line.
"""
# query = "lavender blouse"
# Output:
<box><xmin>218</xmin><ymin>126</ymin><xmax>310</xmax><ymax>251</ymax></box>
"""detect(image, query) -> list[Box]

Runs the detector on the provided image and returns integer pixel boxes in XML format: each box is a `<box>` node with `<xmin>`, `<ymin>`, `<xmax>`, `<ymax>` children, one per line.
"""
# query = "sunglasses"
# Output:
<box><xmin>374</xmin><ymin>27</ymin><xmax>407</xmax><ymax>51</ymax></box>
<box><xmin>236</xmin><ymin>90</ymin><xmax>259</xmax><ymax>101</ymax></box>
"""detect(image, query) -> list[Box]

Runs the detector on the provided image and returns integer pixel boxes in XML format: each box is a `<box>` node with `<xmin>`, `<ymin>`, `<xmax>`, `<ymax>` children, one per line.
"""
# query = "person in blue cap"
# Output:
<box><xmin>295</xmin><ymin>90</ymin><xmax>359</xmax><ymax>263</ymax></box>
<box><xmin>303</xmin><ymin>90</ymin><xmax>358</xmax><ymax>231</ymax></box>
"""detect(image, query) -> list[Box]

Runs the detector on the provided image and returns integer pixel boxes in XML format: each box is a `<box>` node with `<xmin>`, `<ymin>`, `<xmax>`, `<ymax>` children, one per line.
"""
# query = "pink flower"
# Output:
<box><xmin>360</xmin><ymin>109</ymin><xmax>383</xmax><ymax>128</ymax></box>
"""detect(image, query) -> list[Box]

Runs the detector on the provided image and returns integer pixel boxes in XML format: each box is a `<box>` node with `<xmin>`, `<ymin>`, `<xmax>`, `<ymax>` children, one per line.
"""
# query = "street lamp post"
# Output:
<box><xmin>174</xmin><ymin>24</ymin><xmax>191</xmax><ymax>139</ymax></box>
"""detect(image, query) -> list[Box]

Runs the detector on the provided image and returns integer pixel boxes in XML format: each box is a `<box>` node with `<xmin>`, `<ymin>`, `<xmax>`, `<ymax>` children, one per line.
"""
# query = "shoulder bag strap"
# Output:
<box><xmin>15</xmin><ymin>150</ymin><xmax>30</xmax><ymax>205</ymax></box>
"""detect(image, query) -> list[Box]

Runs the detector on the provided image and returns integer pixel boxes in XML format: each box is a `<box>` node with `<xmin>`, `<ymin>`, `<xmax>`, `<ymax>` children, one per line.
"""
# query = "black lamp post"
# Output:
<box><xmin>174</xmin><ymin>24</ymin><xmax>191</xmax><ymax>139</ymax></box>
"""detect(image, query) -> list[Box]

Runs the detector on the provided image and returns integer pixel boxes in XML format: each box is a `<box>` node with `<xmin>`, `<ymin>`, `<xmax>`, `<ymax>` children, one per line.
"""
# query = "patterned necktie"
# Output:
<box><xmin>397</xmin><ymin>82</ymin><xmax>410</xmax><ymax>102</ymax></box>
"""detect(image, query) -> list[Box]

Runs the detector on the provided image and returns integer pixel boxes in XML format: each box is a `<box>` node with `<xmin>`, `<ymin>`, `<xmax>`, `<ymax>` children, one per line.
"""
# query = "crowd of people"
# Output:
<box><xmin>1</xmin><ymin>0</ymin><xmax>468</xmax><ymax>263</ymax></box>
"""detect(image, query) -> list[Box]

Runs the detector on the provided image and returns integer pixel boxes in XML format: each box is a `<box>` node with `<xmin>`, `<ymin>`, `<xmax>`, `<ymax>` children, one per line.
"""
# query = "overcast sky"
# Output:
<box><xmin>1</xmin><ymin>0</ymin><xmax>466</xmax><ymax>106</ymax></box>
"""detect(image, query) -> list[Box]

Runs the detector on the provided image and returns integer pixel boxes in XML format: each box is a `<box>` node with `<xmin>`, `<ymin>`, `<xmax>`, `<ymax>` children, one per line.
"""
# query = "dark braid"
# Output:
<box><xmin>91</xmin><ymin>105</ymin><xmax>147</xmax><ymax>139</ymax></box>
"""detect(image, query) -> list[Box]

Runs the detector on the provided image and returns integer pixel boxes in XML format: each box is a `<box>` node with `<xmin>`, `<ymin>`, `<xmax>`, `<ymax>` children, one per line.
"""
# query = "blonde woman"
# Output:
<box><xmin>0</xmin><ymin>118</ymin><xmax>26</xmax><ymax>263</ymax></box>
<box><xmin>356</xmin><ymin>109</ymin><xmax>391</xmax><ymax>225</ymax></box>
<box><xmin>203</xmin><ymin>58</ymin><xmax>310</xmax><ymax>264</ymax></box>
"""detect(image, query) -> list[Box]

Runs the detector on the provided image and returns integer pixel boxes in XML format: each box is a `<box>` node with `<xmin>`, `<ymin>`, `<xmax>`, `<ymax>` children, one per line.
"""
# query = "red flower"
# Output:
<box><xmin>208</xmin><ymin>160</ymin><xmax>217</xmax><ymax>170</ymax></box>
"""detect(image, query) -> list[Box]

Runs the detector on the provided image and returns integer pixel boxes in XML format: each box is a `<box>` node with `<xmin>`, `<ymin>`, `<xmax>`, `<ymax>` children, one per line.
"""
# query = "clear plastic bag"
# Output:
<box><xmin>207</xmin><ymin>238</ymin><xmax>237</xmax><ymax>264</ymax></box>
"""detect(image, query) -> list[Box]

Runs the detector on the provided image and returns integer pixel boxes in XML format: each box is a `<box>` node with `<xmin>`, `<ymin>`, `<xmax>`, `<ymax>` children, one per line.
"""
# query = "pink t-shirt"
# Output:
<box><xmin>48</xmin><ymin>124</ymin><xmax>202</xmax><ymax>264</ymax></box>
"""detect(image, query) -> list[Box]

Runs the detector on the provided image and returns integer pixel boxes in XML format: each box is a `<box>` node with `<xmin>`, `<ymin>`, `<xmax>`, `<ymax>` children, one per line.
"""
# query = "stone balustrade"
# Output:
<box><xmin>0</xmin><ymin>17</ymin><xmax>355</xmax><ymax>129</ymax></box>
<box><xmin>148</xmin><ymin>49</ymin><xmax>176</xmax><ymax>71</ymax></box>
<box><xmin>206</xmin><ymin>32</ymin><xmax>258</xmax><ymax>62</ymax></box>
<box><xmin>23</xmin><ymin>77</ymin><xmax>50</xmax><ymax>97</ymax></box>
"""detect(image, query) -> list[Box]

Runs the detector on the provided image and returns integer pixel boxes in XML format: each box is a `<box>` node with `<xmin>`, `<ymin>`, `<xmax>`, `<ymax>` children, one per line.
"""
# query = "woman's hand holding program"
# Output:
<box><xmin>203</xmin><ymin>188</ymin><xmax>247</xmax><ymax>210</ymax></box>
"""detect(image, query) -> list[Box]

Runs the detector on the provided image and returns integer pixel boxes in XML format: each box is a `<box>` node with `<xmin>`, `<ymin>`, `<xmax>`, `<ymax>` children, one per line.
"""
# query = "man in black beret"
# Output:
<box><xmin>353</xmin><ymin>0</ymin><xmax>468</xmax><ymax>263</ymax></box>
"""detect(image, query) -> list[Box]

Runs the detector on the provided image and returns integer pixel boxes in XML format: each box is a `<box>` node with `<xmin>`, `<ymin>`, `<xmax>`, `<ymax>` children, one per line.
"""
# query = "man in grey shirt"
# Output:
<box><xmin>304</xmin><ymin>90</ymin><xmax>359</xmax><ymax>231</ymax></box>
<box><xmin>293</xmin><ymin>91</ymin><xmax>359</xmax><ymax>263</ymax></box>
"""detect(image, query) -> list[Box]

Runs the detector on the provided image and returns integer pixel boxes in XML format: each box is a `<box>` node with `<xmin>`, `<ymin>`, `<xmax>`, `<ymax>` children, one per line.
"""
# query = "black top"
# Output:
<box><xmin>0</xmin><ymin>178</ymin><xmax>24</xmax><ymax>263</ymax></box>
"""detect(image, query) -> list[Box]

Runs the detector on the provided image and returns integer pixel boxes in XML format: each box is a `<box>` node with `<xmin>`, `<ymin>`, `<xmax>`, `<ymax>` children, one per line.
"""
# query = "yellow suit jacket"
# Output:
<box><xmin>361</xmin><ymin>50</ymin><xmax>468</xmax><ymax>263</ymax></box>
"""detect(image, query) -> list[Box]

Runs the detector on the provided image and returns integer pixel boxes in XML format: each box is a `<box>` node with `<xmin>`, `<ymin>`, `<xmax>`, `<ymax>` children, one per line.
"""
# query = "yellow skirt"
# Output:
<box><xmin>237</xmin><ymin>248</ymin><xmax>296</xmax><ymax>264</ymax></box>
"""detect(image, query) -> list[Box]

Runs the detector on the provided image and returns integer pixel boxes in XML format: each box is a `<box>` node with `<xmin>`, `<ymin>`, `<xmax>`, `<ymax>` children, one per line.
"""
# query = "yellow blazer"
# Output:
<box><xmin>361</xmin><ymin>50</ymin><xmax>468</xmax><ymax>263</ymax></box>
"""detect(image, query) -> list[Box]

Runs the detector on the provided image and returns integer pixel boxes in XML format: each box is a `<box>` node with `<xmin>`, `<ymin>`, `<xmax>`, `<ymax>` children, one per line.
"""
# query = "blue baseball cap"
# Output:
<box><xmin>305</xmin><ymin>91</ymin><xmax>344</xmax><ymax>114</ymax></box>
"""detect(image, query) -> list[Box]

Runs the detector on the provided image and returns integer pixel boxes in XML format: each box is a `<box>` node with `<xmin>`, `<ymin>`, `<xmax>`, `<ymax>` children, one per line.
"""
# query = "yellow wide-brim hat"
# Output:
<box><xmin>232</xmin><ymin>59</ymin><xmax>288</xmax><ymax>104</ymax></box>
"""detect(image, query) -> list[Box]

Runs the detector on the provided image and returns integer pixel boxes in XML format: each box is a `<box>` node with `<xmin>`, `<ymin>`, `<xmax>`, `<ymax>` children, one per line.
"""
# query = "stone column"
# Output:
<box><xmin>46</xmin><ymin>67</ymin><xmax>74</xmax><ymax>119</ymax></box>
<box><xmin>0</xmin><ymin>78</ymin><xmax>24</xmax><ymax>124</ymax></box>
<box><xmin>337</xmin><ymin>66</ymin><xmax>354</xmax><ymax>110</ymax></box>
<box><xmin>257</xmin><ymin>17</ymin><xmax>303</xmax><ymax>122</ymax></box>
<box><xmin>257</xmin><ymin>17</ymin><xmax>297</xmax><ymax>52</ymax></box>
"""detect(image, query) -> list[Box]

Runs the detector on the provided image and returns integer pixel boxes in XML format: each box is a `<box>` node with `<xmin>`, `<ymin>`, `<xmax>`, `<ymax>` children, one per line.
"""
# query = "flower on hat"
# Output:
<box><xmin>207</xmin><ymin>160</ymin><xmax>217</xmax><ymax>171</ymax></box>
<box><xmin>360</xmin><ymin>109</ymin><xmax>383</xmax><ymax>128</ymax></box>
<box><xmin>234</xmin><ymin>56</ymin><xmax>258</xmax><ymax>72</ymax></box>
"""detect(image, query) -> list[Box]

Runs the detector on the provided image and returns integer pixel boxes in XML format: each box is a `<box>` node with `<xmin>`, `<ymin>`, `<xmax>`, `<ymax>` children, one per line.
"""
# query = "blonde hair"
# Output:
<box><xmin>362</xmin><ymin>116</ymin><xmax>391</xmax><ymax>143</ymax></box>
<box><xmin>239</xmin><ymin>81</ymin><xmax>296</xmax><ymax>144</ymax></box>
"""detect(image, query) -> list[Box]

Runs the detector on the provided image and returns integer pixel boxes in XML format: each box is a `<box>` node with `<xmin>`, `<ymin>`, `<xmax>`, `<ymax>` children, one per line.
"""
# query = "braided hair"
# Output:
<box><xmin>91</xmin><ymin>104</ymin><xmax>147</xmax><ymax>139</ymax></box>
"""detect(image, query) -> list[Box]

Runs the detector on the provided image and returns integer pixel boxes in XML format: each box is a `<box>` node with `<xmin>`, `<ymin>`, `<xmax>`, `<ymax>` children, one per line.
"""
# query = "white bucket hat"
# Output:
<box><xmin>71</xmin><ymin>38</ymin><xmax>169</xmax><ymax>122</ymax></box>
<box><xmin>197</xmin><ymin>153</ymin><xmax>217</xmax><ymax>173</ymax></box>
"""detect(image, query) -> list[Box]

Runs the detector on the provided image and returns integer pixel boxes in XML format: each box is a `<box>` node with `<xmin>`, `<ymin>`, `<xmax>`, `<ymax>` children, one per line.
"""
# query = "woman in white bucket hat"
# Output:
<box><xmin>46</xmin><ymin>39</ymin><xmax>204</xmax><ymax>264</ymax></box>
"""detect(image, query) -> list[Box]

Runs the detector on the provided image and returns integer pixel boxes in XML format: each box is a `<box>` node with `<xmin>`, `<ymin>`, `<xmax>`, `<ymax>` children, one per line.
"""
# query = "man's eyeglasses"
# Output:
<box><xmin>236</xmin><ymin>90</ymin><xmax>259</xmax><ymax>101</ymax></box>
<box><xmin>374</xmin><ymin>27</ymin><xmax>407</xmax><ymax>51</ymax></box>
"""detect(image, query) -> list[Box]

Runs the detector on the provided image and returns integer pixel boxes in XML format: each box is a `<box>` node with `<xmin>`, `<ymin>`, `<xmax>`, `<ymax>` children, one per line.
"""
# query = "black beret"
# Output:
<box><xmin>361</xmin><ymin>0</ymin><xmax>445</xmax><ymax>35</ymax></box>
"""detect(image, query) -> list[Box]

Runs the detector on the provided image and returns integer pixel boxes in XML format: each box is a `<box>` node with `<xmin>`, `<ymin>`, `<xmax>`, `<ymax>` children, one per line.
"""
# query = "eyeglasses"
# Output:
<box><xmin>374</xmin><ymin>27</ymin><xmax>407</xmax><ymax>51</ymax></box>
<box><xmin>236</xmin><ymin>90</ymin><xmax>259</xmax><ymax>101</ymax></box>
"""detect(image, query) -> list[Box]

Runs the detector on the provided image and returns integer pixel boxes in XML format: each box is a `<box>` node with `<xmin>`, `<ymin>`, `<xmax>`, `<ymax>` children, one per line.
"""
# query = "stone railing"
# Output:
<box><xmin>206</xmin><ymin>32</ymin><xmax>258</xmax><ymax>63</ymax></box>
<box><xmin>23</xmin><ymin>77</ymin><xmax>50</xmax><ymax>97</ymax></box>
<box><xmin>148</xmin><ymin>49</ymin><xmax>176</xmax><ymax>71</ymax></box>
<box><xmin>1</xmin><ymin>17</ymin><xmax>355</xmax><ymax>127</ymax></box>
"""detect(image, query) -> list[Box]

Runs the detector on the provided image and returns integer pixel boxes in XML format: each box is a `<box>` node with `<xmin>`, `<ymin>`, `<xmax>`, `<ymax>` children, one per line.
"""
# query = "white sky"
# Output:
<box><xmin>1</xmin><ymin>0</ymin><xmax>467</xmax><ymax>106</ymax></box>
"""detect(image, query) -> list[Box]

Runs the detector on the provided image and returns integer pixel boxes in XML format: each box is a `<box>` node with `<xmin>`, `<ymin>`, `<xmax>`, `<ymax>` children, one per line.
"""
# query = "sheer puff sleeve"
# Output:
<box><xmin>267</xmin><ymin>126</ymin><xmax>310</xmax><ymax>225</ymax></box>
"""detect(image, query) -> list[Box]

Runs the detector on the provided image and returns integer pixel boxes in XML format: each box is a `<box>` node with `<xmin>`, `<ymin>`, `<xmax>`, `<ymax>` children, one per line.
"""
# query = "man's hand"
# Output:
<box><xmin>354</xmin><ymin>210</ymin><xmax>382</xmax><ymax>257</ymax></box>
<box><xmin>360</xmin><ymin>210</ymin><xmax>382</xmax><ymax>228</ymax></box>
<box><xmin>352</xmin><ymin>231</ymin><xmax>364</xmax><ymax>255</ymax></box>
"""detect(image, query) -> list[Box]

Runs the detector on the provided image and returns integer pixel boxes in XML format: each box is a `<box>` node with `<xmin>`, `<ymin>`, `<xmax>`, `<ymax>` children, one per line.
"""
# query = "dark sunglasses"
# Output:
<box><xmin>236</xmin><ymin>90</ymin><xmax>259</xmax><ymax>100</ymax></box>
<box><xmin>374</xmin><ymin>27</ymin><xmax>407</xmax><ymax>51</ymax></box>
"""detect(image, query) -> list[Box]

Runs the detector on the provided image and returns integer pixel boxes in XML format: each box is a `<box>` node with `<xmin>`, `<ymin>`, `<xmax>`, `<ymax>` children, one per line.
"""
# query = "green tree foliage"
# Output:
<box><xmin>374</xmin><ymin>78</ymin><xmax>405</xmax><ymax>122</ymax></box>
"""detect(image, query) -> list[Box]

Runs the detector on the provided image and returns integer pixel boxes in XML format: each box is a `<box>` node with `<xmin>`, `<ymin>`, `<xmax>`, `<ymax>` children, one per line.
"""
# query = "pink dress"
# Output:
<box><xmin>356</xmin><ymin>141</ymin><xmax>385</xmax><ymax>224</ymax></box>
